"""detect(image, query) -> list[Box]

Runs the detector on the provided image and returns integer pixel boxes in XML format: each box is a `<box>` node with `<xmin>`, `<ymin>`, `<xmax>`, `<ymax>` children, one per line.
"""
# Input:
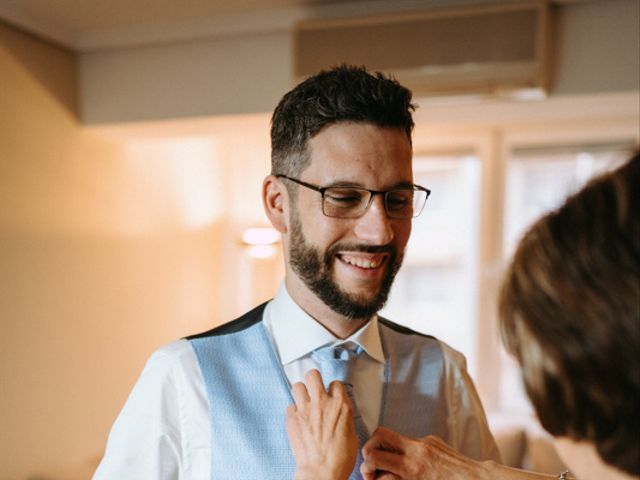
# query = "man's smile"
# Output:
<box><xmin>336</xmin><ymin>253</ymin><xmax>388</xmax><ymax>270</ymax></box>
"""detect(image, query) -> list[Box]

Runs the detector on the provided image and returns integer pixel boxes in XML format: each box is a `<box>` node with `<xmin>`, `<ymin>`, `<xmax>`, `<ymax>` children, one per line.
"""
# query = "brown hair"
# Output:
<box><xmin>499</xmin><ymin>152</ymin><xmax>640</xmax><ymax>475</ymax></box>
<box><xmin>270</xmin><ymin>65</ymin><xmax>415</xmax><ymax>178</ymax></box>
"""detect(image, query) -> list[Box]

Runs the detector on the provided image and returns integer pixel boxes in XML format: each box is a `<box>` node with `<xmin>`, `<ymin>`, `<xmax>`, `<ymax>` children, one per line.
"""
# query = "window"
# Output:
<box><xmin>381</xmin><ymin>137</ymin><xmax>636</xmax><ymax>414</ymax></box>
<box><xmin>503</xmin><ymin>143</ymin><xmax>631</xmax><ymax>257</ymax></box>
<box><xmin>498</xmin><ymin>142</ymin><xmax>632</xmax><ymax>412</ymax></box>
<box><xmin>381</xmin><ymin>152</ymin><xmax>482</xmax><ymax>376</ymax></box>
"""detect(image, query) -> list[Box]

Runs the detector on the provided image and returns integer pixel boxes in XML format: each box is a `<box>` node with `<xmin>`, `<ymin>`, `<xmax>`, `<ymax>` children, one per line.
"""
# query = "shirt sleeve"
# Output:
<box><xmin>441</xmin><ymin>342</ymin><xmax>503</xmax><ymax>463</ymax></box>
<box><xmin>92</xmin><ymin>347</ymin><xmax>184</xmax><ymax>480</ymax></box>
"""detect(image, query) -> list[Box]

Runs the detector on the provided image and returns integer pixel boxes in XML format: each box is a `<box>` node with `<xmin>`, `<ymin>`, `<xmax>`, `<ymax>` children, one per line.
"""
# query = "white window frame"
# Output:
<box><xmin>412</xmin><ymin>91</ymin><xmax>639</xmax><ymax>412</ymax></box>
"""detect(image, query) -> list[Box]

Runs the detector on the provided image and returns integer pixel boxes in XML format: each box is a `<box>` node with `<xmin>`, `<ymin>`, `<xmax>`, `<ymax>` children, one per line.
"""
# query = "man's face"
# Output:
<box><xmin>285</xmin><ymin>122</ymin><xmax>413</xmax><ymax>320</ymax></box>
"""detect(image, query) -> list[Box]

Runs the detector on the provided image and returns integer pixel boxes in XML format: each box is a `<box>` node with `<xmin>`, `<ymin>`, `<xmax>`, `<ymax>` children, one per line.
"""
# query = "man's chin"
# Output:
<box><xmin>327</xmin><ymin>285</ymin><xmax>389</xmax><ymax>319</ymax></box>
<box><xmin>341</xmin><ymin>287</ymin><xmax>382</xmax><ymax>306</ymax></box>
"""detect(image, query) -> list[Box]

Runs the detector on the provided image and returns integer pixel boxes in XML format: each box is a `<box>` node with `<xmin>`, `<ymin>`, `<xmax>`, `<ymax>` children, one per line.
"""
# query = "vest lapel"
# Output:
<box><xmin>190</xmin><ymin>308</ymin><xmax>295</xmax><ymax>479</ymax></box>
<box><xmin>378</xmin><ymin>320</ymin><xmax>450</xmax><ymax>440</ymax></box>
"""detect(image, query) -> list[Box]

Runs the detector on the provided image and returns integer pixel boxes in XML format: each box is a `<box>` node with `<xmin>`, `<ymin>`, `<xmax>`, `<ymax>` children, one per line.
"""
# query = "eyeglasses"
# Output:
<box><xmin>276</xmin><ymin>174</ymin><xmax>430</xmax><ymax>219</ymax></box>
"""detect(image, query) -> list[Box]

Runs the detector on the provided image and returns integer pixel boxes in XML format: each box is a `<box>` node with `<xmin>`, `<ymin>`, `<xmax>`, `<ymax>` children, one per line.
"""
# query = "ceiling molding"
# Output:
<box><xmin>413</xmin><ymin>90</ymin><xmax>640</xmax><ymax>127</ymax></box>
<box><xmin>0</xmin><ymin>0</ymin><xmax>594</xmax><ymax>52</ymax></box>
<box><xmin>0</xmin><ymin>2</ymin><xmax>77</xmax><ymax>49</ymax></box>
<box><xmin>76</xmin><ymin>6</ymin><xmax>300</xmax><ymax>52</ymax></box>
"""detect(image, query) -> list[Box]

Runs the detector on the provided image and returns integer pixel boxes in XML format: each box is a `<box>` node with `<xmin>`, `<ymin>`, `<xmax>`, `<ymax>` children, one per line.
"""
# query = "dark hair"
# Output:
<box><xmin>499</xmin><ymin>152</ymin><xmax>640</xmax><ymax>475</ymax></box>
<box><xmin>270</xmin><ymin>65</ymin><xmax>415</xmax><ymax>177</ymax></box>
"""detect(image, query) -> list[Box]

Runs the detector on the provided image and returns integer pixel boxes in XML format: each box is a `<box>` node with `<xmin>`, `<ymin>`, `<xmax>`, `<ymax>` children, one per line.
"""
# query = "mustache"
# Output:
<box><xmin>326</xmin><ymin>243</ymin><xmax>397</xmax><ymax>256</ymax></box>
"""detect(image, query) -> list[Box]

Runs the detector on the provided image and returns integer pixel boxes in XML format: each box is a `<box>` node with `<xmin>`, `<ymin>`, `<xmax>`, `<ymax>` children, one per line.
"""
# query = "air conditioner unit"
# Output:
<box><xmin>293</xmin><ymin>1</ymin><xmax>553</xmax><ymax>99</ymax></box>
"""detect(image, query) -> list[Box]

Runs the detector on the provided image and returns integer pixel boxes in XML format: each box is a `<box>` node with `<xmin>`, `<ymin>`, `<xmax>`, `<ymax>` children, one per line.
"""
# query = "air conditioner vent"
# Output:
<box><xmin>293</xmin><ymin>1</ymin><xmax>552</xmax><ymax>98</ymax></box>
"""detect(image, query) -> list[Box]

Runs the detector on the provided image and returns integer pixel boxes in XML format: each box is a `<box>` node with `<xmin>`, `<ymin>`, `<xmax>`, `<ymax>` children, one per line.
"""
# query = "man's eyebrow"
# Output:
<box><xmin>325</xmin><ymin>180</ymin><xmax>415</xmax><ymax>189</ymax></box>
<box><xmin>393</xmin><ymin>181</ymin><xmax>415</xmax><ymax>189</ymax></box>
<box><xmin>324</xmin><ymin>181</ymin><xmax>365</xmax><ymax>188</ymax></box>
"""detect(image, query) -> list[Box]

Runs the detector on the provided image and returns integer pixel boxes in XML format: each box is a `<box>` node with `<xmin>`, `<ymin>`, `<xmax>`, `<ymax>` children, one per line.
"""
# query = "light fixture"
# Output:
<box><xmin>241</xmin><ymin>227</ymin><xmax>280</xmax><ymax>259</ymax></box>
<box><xmin>242</xmin><ymin>227</ymin><xmax>280</xmax><ymax>246</ymax></box>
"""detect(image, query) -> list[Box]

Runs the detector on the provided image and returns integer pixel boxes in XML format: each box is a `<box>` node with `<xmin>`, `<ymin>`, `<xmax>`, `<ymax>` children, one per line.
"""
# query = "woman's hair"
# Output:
<box><xmin>270</xmin><ymin>64</ymin><xmax>415</xmax><ymax>178</ymax></box>
<box><xmin>499</xmin><ymin>152</ymin><xmax>640</xmax><ymax>475</ymax></box>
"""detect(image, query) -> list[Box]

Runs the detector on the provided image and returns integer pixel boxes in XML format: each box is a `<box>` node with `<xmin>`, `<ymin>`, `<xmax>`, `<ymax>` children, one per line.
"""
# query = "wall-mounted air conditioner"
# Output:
<box><xmin>293</xmin><ymin>0</ymin><xmax>553</xmax><ymax>99</ymax></box>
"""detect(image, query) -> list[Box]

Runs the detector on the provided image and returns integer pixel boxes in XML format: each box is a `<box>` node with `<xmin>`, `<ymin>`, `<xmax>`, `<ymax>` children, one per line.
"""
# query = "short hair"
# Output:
<box><xmin>499</xmin><ymin>152</ymin><xmax>640</xmax><ymax>475</ymax></box>
<box><xmin>270</xmin><ymin>65</ymin><xmax>415</xmax><ymax>177</ymax></box>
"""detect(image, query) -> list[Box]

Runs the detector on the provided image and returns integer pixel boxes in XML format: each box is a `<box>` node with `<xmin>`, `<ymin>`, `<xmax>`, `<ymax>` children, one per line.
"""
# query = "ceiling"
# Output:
<box><xmin>0</xmin><ymin>0</ymin><xmax>577</xmax><ymax>52</ymax></box>
<box><xmin>1</xmin><ymin>0</ymin><xmax>356</xmax><ymax>32</ymax></box>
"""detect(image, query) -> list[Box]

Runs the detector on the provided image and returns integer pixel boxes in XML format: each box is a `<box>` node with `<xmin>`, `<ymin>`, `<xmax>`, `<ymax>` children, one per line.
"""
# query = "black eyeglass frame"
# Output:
<box><xmin>276</xmin><ymin>174</ymin><xmax>431</xmax><ymax>219</ymax></box>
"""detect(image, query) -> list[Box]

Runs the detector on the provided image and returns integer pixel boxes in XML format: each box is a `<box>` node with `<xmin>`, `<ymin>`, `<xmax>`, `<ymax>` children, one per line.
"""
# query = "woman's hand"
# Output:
<box><xmin>361</xmin><ymin>427</ymin><xmax>488</xmax><ymax>480</ymax></box>
<box><xmin>286</xmin><ymin>369</ymin><xmax>359</xmax><ymax>480</ymax></box>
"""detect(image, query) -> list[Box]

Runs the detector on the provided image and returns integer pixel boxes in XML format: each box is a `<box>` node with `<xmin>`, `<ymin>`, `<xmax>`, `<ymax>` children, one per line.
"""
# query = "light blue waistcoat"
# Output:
<box><xmin>188</xmin><ymin>302</ymin><xmax>448</xmax><ymax>480</ymax></box>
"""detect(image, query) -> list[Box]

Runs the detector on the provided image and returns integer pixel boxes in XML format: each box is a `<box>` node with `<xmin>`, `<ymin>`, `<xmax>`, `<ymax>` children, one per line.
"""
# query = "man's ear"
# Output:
<box><xmin>262</xmin><ymin>175</ymin><xmax>288</xmax><ymax>234</ymax></box>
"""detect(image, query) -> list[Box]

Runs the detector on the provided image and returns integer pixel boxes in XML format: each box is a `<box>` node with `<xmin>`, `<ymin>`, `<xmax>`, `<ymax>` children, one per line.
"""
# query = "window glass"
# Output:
<box><xmin>498</xmin><ymin>143</ymin><xmax>632</xmax><ymax>412</ymax></box>
<box><xmin>382</xmin><ymin>153</ymin><xmax>482</xmax><ymax>376</ymax></box>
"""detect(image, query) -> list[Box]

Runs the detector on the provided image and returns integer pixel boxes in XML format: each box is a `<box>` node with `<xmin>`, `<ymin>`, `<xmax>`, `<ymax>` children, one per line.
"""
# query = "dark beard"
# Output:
<box><xmin>288</xmin><ymin>213</ymin><xmax>403</xmax><ymax>320</ymax></box>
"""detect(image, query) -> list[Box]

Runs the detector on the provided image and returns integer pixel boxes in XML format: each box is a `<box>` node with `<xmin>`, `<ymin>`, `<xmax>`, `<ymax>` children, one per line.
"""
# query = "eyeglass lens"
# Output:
<box><xmin>322</xmin><ymin>187</ymin><xmax>427</xmax><ymax>219</ymax></box>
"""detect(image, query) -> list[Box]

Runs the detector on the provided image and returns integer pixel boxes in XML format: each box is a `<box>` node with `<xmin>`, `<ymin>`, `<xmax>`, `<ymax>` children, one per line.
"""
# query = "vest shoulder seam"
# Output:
<box><xmin>184</xmin><ymin>301</ymin><xmax>269</xmax><ymax>340</ymax></box>
<box><xmin>378</xmin><ymin>317</ymin><xmax>436</xmax><ymax>340</ymax></box>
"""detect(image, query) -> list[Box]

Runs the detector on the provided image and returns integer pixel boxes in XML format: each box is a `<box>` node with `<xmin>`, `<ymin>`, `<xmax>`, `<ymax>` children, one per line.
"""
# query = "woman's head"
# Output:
<box><xmin>499</xmin><ymin>153</ymin><xmax>640</xmax><ymax>475</ymax></box>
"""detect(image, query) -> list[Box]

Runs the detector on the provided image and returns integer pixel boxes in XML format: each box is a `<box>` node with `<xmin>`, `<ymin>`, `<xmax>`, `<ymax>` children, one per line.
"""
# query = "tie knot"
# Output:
<box><xmin>312</xmin><ymin>342</ymin><xmax>363</xmax><ymax>363</ymax></box>
<box><xmin>311</xmin><ymin>342</ymin><xmax>364</xmax><ymax>387</ymax></box>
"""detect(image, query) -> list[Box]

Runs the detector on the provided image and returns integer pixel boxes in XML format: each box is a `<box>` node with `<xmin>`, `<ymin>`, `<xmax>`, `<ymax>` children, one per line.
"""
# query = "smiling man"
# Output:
<box><xmin>94</xmin><ymin>66</ymin><xmax>500</xmax><ymax>480</ymax></box>
<box><xmin>274</xmin><ymin>122</ymin><xmax>413</xmax><ymax>338</ymax></box>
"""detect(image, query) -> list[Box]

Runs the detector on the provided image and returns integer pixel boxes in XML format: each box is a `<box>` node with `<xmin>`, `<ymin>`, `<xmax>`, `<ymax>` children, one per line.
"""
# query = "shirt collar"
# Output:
<box><xmin>264</xmin><ymin>282</ymin><xmax>385</xmax><ymax>365</ymax></box>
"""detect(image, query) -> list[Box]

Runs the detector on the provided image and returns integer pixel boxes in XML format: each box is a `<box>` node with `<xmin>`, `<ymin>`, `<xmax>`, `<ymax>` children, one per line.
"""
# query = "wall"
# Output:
<box><xmin>78</xmin><ymin>0</ymin><xmax>640</xmax><ymax>124</ymax></box>
<box><xmin>80</xmin><ymin>30</ymin><xmax>291</xmax><ymax>123</ymax></box>
<box><xmin>0</xmin><ymin>22</ymin><xmax>280</xmax><ymax>479</ymax></box>
<box><xmin>553</xmin><ymin>0</ymin><xmax>639</xmax><ymax>94</ymax></box>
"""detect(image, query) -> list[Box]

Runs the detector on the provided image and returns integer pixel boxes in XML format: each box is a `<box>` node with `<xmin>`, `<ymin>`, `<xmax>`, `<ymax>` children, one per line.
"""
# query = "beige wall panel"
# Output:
<box><xmin>80</xmin><ymin>31</ymin><xmax>292</xmax><ymax>124</ymax></box>
<box><xmin>0</xmin><ymin>22</ymin><xmax>237</xmax><ymax>479</ymax></box>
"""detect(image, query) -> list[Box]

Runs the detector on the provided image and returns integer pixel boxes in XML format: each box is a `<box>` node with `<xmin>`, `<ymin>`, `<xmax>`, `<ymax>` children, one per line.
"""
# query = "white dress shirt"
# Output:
<box><xmin>93</xmin><ymin>283</ymin><xmax>499</xmax><ymax>480</ymax></box>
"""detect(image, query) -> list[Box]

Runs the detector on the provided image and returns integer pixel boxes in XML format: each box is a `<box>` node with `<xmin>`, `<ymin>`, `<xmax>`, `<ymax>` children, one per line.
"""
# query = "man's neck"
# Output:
<box><xmin>284</xmin><ymin>276</ymin><xmax>370</xmax><ymax>339</ymax></box>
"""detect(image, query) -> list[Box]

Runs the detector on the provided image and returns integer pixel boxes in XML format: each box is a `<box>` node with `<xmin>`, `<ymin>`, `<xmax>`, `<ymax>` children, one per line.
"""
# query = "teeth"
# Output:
<box><xmin>341</xmin><ymin>255</ymin><xmax>381</xmax><ymax>269</ymax></box>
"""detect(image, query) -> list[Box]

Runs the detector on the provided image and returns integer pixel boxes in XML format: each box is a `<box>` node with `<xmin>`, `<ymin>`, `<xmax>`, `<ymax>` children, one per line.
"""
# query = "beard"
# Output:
<box><xmin>288</xmin><ymin>212</ymin><xmax>404</xmax><ymax>320</ymax></box>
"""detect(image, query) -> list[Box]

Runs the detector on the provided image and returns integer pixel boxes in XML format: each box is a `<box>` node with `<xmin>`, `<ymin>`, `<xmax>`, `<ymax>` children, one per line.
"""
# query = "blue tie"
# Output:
<box><xmin>311</xmin><ymin>343</ymin><xmax>369</xmax><ymax>479</ymax></box>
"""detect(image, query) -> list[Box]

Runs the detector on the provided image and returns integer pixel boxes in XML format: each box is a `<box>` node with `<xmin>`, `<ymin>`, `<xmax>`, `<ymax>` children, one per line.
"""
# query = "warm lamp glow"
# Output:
<box><xmin>241</xmin><ymin>227</ymin><xmax>280</xmax><ymax>259</ymax></box>
<box><xmin>247</xmin><ymin>245</ymin><xmax>278</xmax><ymax>259</ymax></box>
<box><xmin>242</xmin><ymin>227</ymin><xmax>279</xmax><ymax>246</ymax></box>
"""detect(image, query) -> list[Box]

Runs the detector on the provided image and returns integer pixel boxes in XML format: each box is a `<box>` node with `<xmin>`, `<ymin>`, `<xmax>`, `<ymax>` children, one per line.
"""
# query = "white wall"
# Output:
<box><xmin>79</xmin><ymin>0</ymin><xmax>640</xmax><ymax>124</ymax></box>
<box><xmin>0</xmin><ymin>21</ymin><xmax>281</xmax><ymax>479</ymax></box>
<box><xmin>80</xmin><ymin>30</ymin><xmax>291</xmax><ymax>123</ymax></box>
<box><xmin>553</xmin><ymin>0</ymin><xmax>639</xmax><ymax>94</ymax></box>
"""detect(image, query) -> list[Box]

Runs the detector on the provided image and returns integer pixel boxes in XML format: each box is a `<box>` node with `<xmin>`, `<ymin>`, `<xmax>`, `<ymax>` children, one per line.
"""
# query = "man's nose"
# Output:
<box><xmin>353</xmin><ymin>194</ymin><xmax>395</xmax><ymax>245</ymax></box>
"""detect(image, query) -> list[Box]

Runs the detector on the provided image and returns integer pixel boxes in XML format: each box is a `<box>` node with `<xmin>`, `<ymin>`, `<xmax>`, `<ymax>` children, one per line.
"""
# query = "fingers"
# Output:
<box><xmin>360</xmin><ymin>454</ymin><xmax>378</xmax><ymax>480</ymax></box>
<box><xmin>286</xmin><ymin>370</ymin><xmax>359</xmax><ymax>480</ymax></box>
<box><xmin>375</xmin><ymin>473</ymin><xmax>401</xmax><ymax>480</ymax></box>
<box><xmin>361</xmin><ymin>427</ymin><xmax>413</xmax><ymax>479</ymax></box>
<box><xmin>361</xmin><ymin>448</ymin><xmax>406</xmax><ymax>478</ymax></box>
<box><xmin>291</xmin><ymin>381</ymin><xmax>311</xmax><ymax>407</ymax></box>
<box><xmin>288</xmin><ymin>369</ymin><xmax>352</xmax><ymax>433</ymax></box>
<box><xmin>362</xmin><ymin>426</ymin><xmax>406</xmax><ymax>457</ymax></box>
<box><xmin>298</xmin><ymin>369</ymin><xmax>350</xmax><ymax>401</ymax></box>
<box><xmin>291</xmin><ymin>370</ymin><xmax>327</xmax><ymax>409</ymax></box>
<box><xmin>304</xmin><ymin>369</ymin><xmax>326</xmax><ymax>399</ymax></box>
<box><xmin>328</xmin><ymin>379</ymin><xmax>351</xmax><ymax>402</ymax></box>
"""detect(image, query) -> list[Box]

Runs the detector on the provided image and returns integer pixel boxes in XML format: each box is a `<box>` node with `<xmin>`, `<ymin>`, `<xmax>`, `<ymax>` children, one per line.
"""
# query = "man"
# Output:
<box><xmin>93</xmin><ymin>65</ymin><xmax>499</xmax><ymax>480</ymax></box>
